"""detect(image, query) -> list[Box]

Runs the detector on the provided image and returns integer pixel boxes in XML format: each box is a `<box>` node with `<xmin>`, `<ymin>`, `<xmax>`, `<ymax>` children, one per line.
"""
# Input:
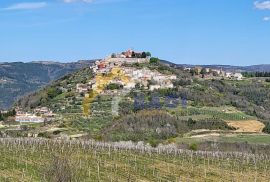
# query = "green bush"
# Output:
<box><xmin>189</xmin><ymin>143</ymin><xmax>198</xmax><ymax>151</ymax></box>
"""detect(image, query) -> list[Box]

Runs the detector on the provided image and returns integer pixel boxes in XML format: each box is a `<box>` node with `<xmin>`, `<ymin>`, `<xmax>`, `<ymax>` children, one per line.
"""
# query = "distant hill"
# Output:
<box><xmin>0</xmin><ymin>60</ymin><xmax>96</xmax><ymax>109</ymax></box>
<box><xmin>159</xmin><ymin>60</ymin><xmax>270</xmax><ymax>72</ymax></box>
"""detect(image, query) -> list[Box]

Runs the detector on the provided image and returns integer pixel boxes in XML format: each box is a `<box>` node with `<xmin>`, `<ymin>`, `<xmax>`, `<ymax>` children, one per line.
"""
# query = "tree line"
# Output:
<box><xmin>0</xmin><ymin>109</ymin><xmax>16</xmax><ymax>121</ymax></box>
<box><xmin>242</xmin><ymin>72</ymin><xmax>270</xmax><ymax>78</ymax></box>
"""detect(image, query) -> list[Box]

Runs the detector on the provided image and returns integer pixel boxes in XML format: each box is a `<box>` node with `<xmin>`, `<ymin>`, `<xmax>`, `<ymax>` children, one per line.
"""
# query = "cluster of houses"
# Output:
<box><xmin>185</xmin><ymin>66</ymin><xmax>243</xmax><ymax>80</ymax></box>
<box><xmin>122</xmin><ymin>67</ymin><xmax>177</xmax><ymax>91</ymax></box>
<box><xmin>111</xmin><ymin>49</ymin><xmax>150</xmax><ymax>59</ymax></box>
<box><xmin>225</xmin><ymin>72</ymin><xmax>243</xmax><ymax>80</ymax></box>
<box><xmin>76</xmin><ymin>50</ymin><xmax>177</xmax><ymax>95</ymax></box>
<box><xmin>0</xmin><ymin>110</ymin><xmax>8</xmax><ymax>114</ymax></box>
<box><xmin>77</xmin><ymin>67</ymin><xmax>177</xmax><ymax>95</ymax></box>
<box><xmin>15</xmin><ymin>107</ymin><xmax>54</xmax><ymax>123</ymax></box>
<box><xmin>91</xmin><ymin>49</ymin><xmax>150</xmax><ymax>74</ymax></box>
<box><xmin>0</xmin><ymin>78</ymin><xmax>8</xmax><ymax>84</ymax></box>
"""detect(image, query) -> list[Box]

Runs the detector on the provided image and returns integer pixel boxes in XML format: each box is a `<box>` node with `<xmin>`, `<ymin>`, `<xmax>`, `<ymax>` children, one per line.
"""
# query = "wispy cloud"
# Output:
<box><xmin>254</xmin><ymin>1</ymin><xmax>270</xmax><ymax>10</ymax></box>
<box><xmin>2</xmin><ymin>2</ymin><xmax>47</xmax><ymax>11</ymax></box>
<box><xmin>62</xmin><ymin>0</ymin><xmax>125</xmax><ymax>4</ymax></box>
<box><xmin>263</xmin><ymin>16</ymin><xmax>270</xmax><ymax>21</ymax></box>
<box><xmin>63</xmin><ymin>0</ymin><xmax>95</xmax><ymax>3</ymax></box>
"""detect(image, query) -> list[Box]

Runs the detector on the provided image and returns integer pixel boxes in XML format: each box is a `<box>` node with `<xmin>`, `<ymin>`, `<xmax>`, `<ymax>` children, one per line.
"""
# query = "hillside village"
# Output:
<box><xmin>12</xmin><ymin>49</ymin><xmax>245</xmax><ymax>124</ymax></box>
<box><xmin>184</xmin><ymin>66</ymin><xmax>243</xmax><ymax>80</ymax></box>
<box><xmin>12</xmin><ymin>50</ymin><xmax>178</xmax><ymax>124</ymax></box>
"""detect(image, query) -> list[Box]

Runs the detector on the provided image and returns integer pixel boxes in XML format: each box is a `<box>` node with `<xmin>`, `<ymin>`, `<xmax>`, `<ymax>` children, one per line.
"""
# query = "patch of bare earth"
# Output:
<box><xmin>226</xmin><ymin>120</ymin><xmax>265</xmax><ymax>133</ymax></box>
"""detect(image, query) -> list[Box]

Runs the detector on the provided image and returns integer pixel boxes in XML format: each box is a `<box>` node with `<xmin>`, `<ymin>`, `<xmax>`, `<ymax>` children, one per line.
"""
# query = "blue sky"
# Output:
<box><xmin>0</xmin><ymin>0</ymin><xmax>270</xmax><ymax>65</ymax></box>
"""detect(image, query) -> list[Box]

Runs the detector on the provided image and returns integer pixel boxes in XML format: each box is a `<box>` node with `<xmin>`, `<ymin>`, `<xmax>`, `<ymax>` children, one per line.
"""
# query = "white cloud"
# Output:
<box><xmin>263</xmin><ymin>16</ymin><xmax>270</xmax><ymax>21</ymax></box>
<box><xmin>254</xmin><ymin>1</ymin><xmax>270</xmax><ymax>10</ymax></box>
<box><xmin>3</xmin><ymin>2</ymin><xmax>47</xmax><ymax>11</ymax></box>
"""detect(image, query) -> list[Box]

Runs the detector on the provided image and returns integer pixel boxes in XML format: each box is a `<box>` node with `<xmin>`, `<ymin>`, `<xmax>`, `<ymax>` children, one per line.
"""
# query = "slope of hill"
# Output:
<box><xmin>0</xmin><ymin>61</ymin><xmax>95</xmax><ymax>109</ymax></box>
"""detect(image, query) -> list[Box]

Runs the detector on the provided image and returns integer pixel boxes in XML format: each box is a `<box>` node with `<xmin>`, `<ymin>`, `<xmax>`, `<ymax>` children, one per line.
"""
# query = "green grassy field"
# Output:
<box><xmin>175</xmin><ymin>133</ymin><xmax>270</xmax><ymax>145</ymax></box>
<box><xmin>218</xmin><ymin>134</ymin><xmax>270</xmax><ymax>144</ymax></box>
<box><xmin>0</xmin><ymin>138</ymin><xmax>269</xmax><ymax>181</ymax></box>
<box><xmin>174</xmin><ymin>106</ymin><xmax>254</xmax><ymax>121</ymax></box>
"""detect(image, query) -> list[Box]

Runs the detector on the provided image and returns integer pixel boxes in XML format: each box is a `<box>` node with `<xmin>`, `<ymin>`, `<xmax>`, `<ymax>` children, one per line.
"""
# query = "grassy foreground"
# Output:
<box><xmin>0</xmin><ymin>138</ymin><xmax>269</xmax><ymax>182</ymax></box>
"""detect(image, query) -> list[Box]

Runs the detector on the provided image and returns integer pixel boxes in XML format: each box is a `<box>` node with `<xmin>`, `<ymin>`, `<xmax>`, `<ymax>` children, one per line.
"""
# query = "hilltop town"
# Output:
<box><xmin>3</xmin><ymin>49</ymin><xmax>247</xmax><ymax>127</ymax></box>
<box><xmin>76</xmin><ymin>50</ymin><xmax>177</xmax><ymax>97</ymax></box>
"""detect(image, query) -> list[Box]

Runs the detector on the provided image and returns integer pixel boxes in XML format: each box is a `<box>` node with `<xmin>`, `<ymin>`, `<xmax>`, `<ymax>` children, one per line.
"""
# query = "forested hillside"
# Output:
<box><xmin>0</xmin><ymin>61</ymin><xmax>95</xmax><ymax>109</ymax></box>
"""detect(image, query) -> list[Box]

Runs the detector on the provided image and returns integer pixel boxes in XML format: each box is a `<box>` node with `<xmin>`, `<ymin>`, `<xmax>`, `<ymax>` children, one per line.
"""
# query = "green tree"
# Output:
<box><xmin>150</xmin><ymin>57</ymin><xmax>159</xmax><ymax>64</ymax></box>
<box><xmin>141</xmin><ymin>52</ymin><xmax>147</xmax><ymax>58</ymax></box>
<box><xmin>146</xmin><ymin>52</ymin><xmax>152</xmax><ymax>57</ymax></box>
<box><xmin>200</xmin><ymin>68</ymin><xmax>207</xmax><ymax>75</ymax></box>
<box><xmin>111</xmin><ymin>53</ymin><xmax>116</xmax><ymax>58</ymax></box>
<box><xmin>106</xmin><ymin>83</ymin><xmax>123</xmax><ymax>90</ymax></box>
<box><xmin>0</xmin><ymin>111</ymin><xmax>3</xmax><ymax>121</ymax></box>
<box><xmin>47</xmin><ymin>88</ymin><xmax>62</xmax><ymax>99</ymax></box>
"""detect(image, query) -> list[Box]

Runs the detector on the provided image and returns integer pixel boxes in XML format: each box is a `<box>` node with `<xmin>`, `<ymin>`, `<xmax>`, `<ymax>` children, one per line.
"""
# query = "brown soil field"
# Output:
<box><xmin>226</xmin><ymin>120</ymin><xmax>265</xmax><ymax>133</ymax></box>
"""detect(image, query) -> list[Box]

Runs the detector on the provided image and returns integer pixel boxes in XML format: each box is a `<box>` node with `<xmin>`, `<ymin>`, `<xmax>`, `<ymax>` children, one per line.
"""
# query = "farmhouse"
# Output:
<box><xmin>76</xmin><ymin>84</ymin><xmax>90</xmax><ymax>93</ymax></box>
<box><xmin>233</xmin><ymin>73</ymin><xmax>243</xmax><ymax>80</ymax></box>
<box><xmin>124</xmin><ymin>82</ymin><xmax>136</xmax><ymax>89</ymax></box>
<box><xmin>15</xmin><ymin>114</ymin><xmax>44</xmax><ymax>123</ymax></box>
<box><xmin>225</xmin><ymin>72</ymin><xmax>243</xmax><ymax>80</ymax></box>
<box><xmin>34</xmin><ymin>107</ymin><xmax>49</xmax><ymax>114</ymax></box>
<box><xmin>149</xmin><ymin>85</ymin><xmax>161</xmax><ymax>91</ymax></box>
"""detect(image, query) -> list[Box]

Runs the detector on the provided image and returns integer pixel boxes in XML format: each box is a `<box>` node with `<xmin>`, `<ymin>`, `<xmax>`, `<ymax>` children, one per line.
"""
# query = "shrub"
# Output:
<box><xmin>189</xmin><ymin>143</ymin><xmax>198</xmax><ymax>151</ymax></box>
<box><xmin>148</xmin><ymin>138</ymin><xmax>159</xmax><ymax>147</ymax></box>
<box><xmin>150</xmin><ymin>57</ymin><xmax>159</xmax><ymax>64</ymax></box>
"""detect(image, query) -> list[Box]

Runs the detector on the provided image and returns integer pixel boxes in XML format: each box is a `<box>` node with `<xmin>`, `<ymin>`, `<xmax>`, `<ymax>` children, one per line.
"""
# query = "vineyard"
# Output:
<box><xmin>0</xmin><ymin>138</ymin><xmax>269</xmax><ymax>181</ymax></box>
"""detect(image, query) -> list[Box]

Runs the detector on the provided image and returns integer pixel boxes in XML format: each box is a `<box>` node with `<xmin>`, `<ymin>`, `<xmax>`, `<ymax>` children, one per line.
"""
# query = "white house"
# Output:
<box><xmin>162</xmin><ymin>83</ymin><xmax>174</xmax><ymax>89</ymax></box>
<box><xmin>76</xmin><ymin>84</ymin><xmax>89</xmax><ymax>93</ymax></box>
<box><xmin>149</xmin><ymin>85</ymin><xmax>161</xmax><ymax>91</ymax></box>
<box><xmin>225</xmin><ymin>72</ymin><xmax>233</xmax><ymax>78</ymax></box>
<box><xmin>16</xmin><ymin>115</ymin><xmax>44</xmax><ymax>123</ymax></box>
<box><xmin>169</xmin><ymin>75</ymin><xmax>177</xmax><ymax>80</ymax></box>
<box><xmin>184</xmin><ymin>67</ymin><xmax>191</xmax><ymax>71</ymax></box>
<box><xmin>124</xmin><ymin>82</ymin><xmax>136</xmax><ymax>89</ymax></box>
<box><xmin>233</xmin><ymin>73</ymin><xmax>243</xmax><ymax>80</ymax></box>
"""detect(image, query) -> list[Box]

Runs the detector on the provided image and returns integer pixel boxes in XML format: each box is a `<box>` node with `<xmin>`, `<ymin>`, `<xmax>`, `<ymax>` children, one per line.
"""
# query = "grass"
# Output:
<box><xmin>175</xmin><ymin>133</ymin><xmax>270</xmax><ymax>145</ymax></box>
<box><xmin>173</xmin><ymin>106</ymin><xmax>255</xmax><ymax>121</ymax></box>
<box><xmin>219</xmin><ymin>134</ymin><xmax>270</xmax><ymax>144</ymax></box>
